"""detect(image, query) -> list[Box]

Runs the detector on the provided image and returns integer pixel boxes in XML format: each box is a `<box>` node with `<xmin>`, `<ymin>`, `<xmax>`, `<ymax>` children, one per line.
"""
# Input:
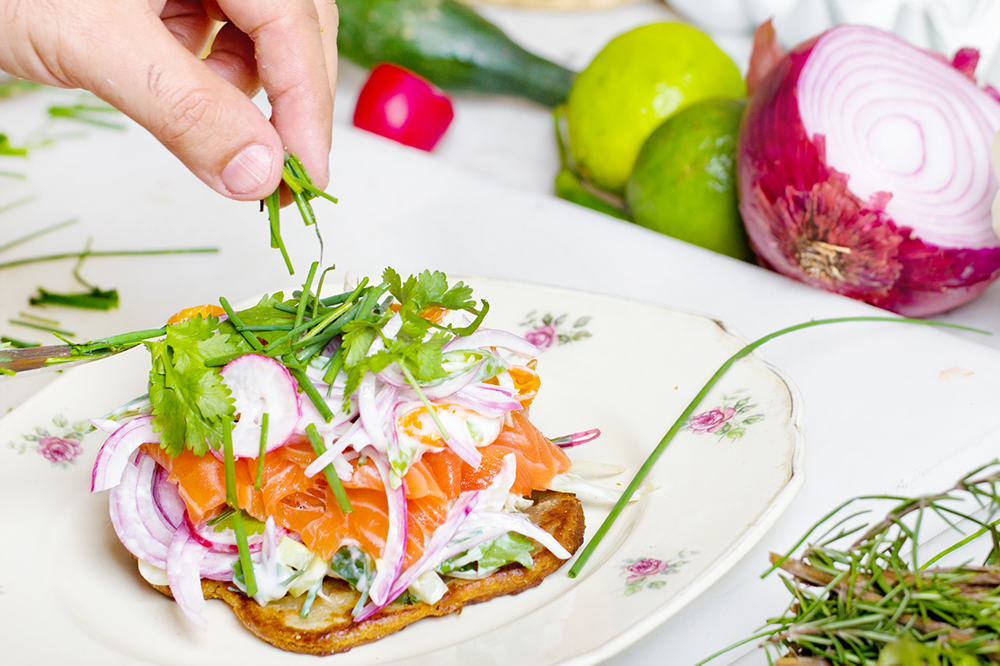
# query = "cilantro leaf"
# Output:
<box><xmin>147</xmin><ymin>316</ymin><xmax>248</xmax><ymax>456</ymax></box>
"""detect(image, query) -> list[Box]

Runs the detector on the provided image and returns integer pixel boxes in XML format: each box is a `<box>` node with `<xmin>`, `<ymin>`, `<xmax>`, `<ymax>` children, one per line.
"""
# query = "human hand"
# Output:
<box><xmin>0</xmin><ymin>1</ymin><xmax>338</xmax><ymax>201</ymax></box>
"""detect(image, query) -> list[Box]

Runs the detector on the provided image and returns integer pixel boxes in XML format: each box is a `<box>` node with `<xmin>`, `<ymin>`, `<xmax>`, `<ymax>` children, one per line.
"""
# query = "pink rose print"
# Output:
<box><xmin>625</xmin><ymin>557</ymin><xmax>669</xmax><ymax>581</ymax></box>
<box><xmin>37</xmin><ymin>436</ymin><xmax>83</xmax><ymax>464</ymax></box>
<box><xmin>688</xmin><ymin>407</ymin><xmax>736</xmax><ymax>434</ymax></box>
<box><xmin>524</xmin><ymin>324</ymin><xmax>556</xmax><ymax>350</ymax></box>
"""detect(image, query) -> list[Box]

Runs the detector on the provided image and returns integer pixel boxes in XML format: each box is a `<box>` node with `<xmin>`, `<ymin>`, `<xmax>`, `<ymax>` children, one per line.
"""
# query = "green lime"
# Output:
<box><xmin>625</xmin><ymin>98</ymin><xmax>753</xmax><ymax>261</ymax></box>
<box><xmin>566</xmin><ymin>22</ymin><xmax>744</xmax><ymax>194</ymax></box>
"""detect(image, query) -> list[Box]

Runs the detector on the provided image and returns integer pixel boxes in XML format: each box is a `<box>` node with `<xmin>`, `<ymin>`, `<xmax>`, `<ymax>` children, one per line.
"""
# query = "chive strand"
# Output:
<box><xmin>305</xmin><ymin>423</ymin><xmax>352</xmax><ymax>514</ymax></box>
<box><xmin>568</xmin><ymin>316</ymin><xmax>990</xmax><ymax>578</ymax></box>
<box><xmin>0</xmin><ymin>216</ymin><xmax>74</xmax><ymax>252</ymax></box>
<box><xmin>255</xmin><ymin>413</ymin><xmax>269</xmax><ymax>491</ymax></box>
<box><xmin>287</xmin><ymin>365</ymin><xmax>334</xmax><ymax>423</ymax></box>
<box><xmin>0</xmin><ymin>247</ymin><xmax>217</xmax><ymax>270</ymax></box>
<box><xmin>222</xmin><ymin>416</ymin><xmax>257</xmax><ymax>596</ymax></box>
<box><xmin>9</xmin><ymin>319</ymin><xmax>75</xmax><ymax>336</ymax></box>
<box><xmin>219</xmin><ymin>297</ymin><xmax>263</xmax><ymax>352</ymax></box>
<box><xmin>295</xmin><ymin>261</ymin><xmax>319</xmax><ymax>331</ymax></box>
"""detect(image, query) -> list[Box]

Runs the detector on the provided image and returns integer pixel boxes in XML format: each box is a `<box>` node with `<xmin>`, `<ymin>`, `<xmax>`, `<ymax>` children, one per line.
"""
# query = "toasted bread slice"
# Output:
<box><xmin>151</xmin><ymin>490</ymin><xmax>585</xmax><ymax>655</ymax></box>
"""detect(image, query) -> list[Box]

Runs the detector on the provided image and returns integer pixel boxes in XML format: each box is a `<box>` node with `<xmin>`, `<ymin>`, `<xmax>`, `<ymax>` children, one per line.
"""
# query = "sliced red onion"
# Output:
<box><xmin>185</xmin><ymin>513</ymin><xmax>280</xmax><ymax>554</ymax></box>
<box><xmin>550</xmin><ymin>428</ymin><xmax>602</xmax><ymax>448</ymax></box>
<box><xmin>152</xmin><ymin>466</ymin><xmax>185</xmax><ymax>529</ymax></box>
<box><xmin>167</xmin><ymin>522</ymin><xmax>210</xmax><ymax>631</ymax></box>
<box><xmin>420</xmin><ymin>362</ymin><xmax>483</xmax><ymax>400</ymax></box>
<box><xmin>358</xmin><ymin>374</ymin><xmax>387</xmax><ymax>452</ymax></box>
<box><xmin>453</xmin><ymin>384</ymin><xmax>523</xmax><ymax>414</ymax></box>
<box><xmin>740</xmin><ymin>24</ymin><xmax>1000</xmax><ymax>316</ymax></box>
<box><xmin>90</xmin><ymin>418</ymin><xmax>119</xmax><ymax>435</ymax></box>
<box><xmin>109</xmin><ymin>451</ymin><xmax>170</xmax><ymax>568</ymax></box>
<box><xmin>92</xmin><ymin>415</ymin><xmax>158</xmax><ymax>492</ymax></box>
<box><xmin>354</xmin><ymin>489</ymin><xmax>481</xmax><ymax>622</ymax></box>
<box><xmin>366</xmin><ymin>451</ymin><xmax>408</xmax><ymax>606</ymax></box>
<box><xmin>221</xmin><ymin>354</ymin><xmax>301</xmax><ymax>458</ymax></box>
<box><xmin>443</xmin><ymin>329</ymin><xmax>542</xmax><ymax>358</ymax></box>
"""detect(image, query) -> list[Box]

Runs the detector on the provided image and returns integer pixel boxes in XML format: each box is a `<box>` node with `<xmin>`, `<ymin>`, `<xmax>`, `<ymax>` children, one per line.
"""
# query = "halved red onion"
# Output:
<box><xmin>92</xmin><ymin>415</ymin><xmax>158</xmax><ymax>492</ymax></box>
<box><xmin>443</xmin><ymin>329</ymin><xmax>542</xmax><ymax>358</ymax></box>
<box><xmin>220</xmin><ymin>354</ymin><xmax>301</xmax><ymax>458</ymax></box>
<box><xmin>740</xmin><ymin>24</ymin><xmax>1000</xmax><ymax>316</ymax></box>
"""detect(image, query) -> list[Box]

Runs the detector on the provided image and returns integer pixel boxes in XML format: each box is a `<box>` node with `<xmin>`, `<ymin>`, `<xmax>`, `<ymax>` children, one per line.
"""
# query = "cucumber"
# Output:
<box><xmin>337</xmin><ymin>0</ymin><xmax>576</xmax><ymax>107</ymax></box>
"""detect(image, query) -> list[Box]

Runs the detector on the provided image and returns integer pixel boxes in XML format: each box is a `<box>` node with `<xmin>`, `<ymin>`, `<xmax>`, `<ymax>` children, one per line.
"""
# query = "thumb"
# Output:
<box><xmin>77</xmin><ymin>10</ymin><xmax>285</xmax><ymax>200</ymax></box>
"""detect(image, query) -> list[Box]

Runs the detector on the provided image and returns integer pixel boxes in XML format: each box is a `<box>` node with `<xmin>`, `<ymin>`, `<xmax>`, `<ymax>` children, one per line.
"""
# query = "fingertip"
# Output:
<box><xmin>220</xmin><ymin>142</ymin><xmax>283</xmax><ymax>199</ymax></box>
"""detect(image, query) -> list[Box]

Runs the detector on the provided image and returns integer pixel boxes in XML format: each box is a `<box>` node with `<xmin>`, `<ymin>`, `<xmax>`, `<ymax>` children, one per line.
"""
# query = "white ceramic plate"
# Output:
<box><xmin>0</xmin><ymin>276</ymin><xmax>804</xmax><ymax>665</ymax></box>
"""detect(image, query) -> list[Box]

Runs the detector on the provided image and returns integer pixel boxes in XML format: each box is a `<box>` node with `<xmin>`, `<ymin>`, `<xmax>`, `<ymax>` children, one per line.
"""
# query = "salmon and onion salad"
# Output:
<box><xmin>89</xmin><ymin>268</ymin><xmax>604</xmax><ymax>629</ymax></box>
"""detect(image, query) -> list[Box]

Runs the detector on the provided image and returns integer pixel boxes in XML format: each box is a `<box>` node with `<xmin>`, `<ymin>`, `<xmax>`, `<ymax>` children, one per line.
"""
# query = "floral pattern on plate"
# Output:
<box><xmin>620</xmin><ymin>551</ymin><xmax>694</xmax><ymax>595</ymax></box>
<box><xmin>686</xmin><ymin>389</ymin><xmax>765</xmax><ymax>441</ymax></box>
<box><xmin>8</xmin><ymin>413</ymin><xmax>89</xmax><ymax>467</ymax></box>
<box><xmin>520</xmin><ymin>311</ymin><xmax>591</xmax><ymax>349</ymax></box>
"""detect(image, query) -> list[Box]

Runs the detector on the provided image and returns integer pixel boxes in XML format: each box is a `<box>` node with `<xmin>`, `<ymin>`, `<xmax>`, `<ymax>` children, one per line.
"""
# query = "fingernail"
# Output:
<box><xmin>221</xmin><ymin>144</ymin><xmax>275</xmax><ymax>195</ymax></box>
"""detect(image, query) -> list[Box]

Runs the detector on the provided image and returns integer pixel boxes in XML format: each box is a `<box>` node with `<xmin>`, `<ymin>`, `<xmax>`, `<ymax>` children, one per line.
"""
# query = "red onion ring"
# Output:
<box><xmin>91</xmin><ymin>415</ymin><xmax>157</xmax><ymax>492</ymax></box>
<box><xmin>443</xmin><ymin>329</ymin><xmax>542</xmax><ymax>358</ymax></box>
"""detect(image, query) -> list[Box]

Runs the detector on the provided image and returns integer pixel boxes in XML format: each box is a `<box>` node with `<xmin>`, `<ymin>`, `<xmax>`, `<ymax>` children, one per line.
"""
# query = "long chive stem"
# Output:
<box><xmin>0</xmin><ymin>216</ymin><xmax>71</xmax><ymax>250</ymax></box>
<box><xmin>219</xmin><ymin>297</ymin><xmax>263</xmax><ymax>352</ymax></box>
<box><xmin>305</xmin><ymin>423</ymin><xmax>352</xmax><ymax>514</ymax></box>
<box><xmin>295</xmin><ymin>261</ymin><xmax>319</xmax><ymax>331</ymax></box>
<box><xmin>9</xmin><ymin>319</ymin><xmax>75</xmax><ymax>336</ymax></box>
<box><xmin>255</xmin><ymin>413</ymin><xmax>269</xmax><ymax>491</ymax></box>
<box><xmin>569</xmin><ymin>316</ymin><xmax>990</xmax><ymax>579</ymax></box>
<box><xmin>0</xmin><ymin>247</ymin><xmax>217</xmax><ymax>270</ymax></box>
<box><xmin>222</xmin><ymin>416</ymin><xmax>257</xmax><ymax>596</ymax></box>
<box><xmin>288</xmin><ymin>365</ymin><xmax>334</xmax><ymax>423</ymax></box>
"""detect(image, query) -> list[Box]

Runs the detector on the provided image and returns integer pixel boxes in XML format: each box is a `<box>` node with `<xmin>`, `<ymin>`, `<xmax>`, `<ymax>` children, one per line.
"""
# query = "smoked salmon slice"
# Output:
<box><xmin>145</xmin><ymin>408</ymin><xmax>569</xmax><ymax>566</ymax></box>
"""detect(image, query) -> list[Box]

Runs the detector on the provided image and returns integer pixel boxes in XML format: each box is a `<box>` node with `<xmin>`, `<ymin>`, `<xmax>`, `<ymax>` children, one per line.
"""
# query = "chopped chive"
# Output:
<box><xmin>17</xmin><ymin>311</ymin><xmax>60</xmax><ymax>325</ymax></box>
<box><xmin>204</xmin><ymin>352</ymin><xmax>250</xmax><ymax>368</ymax></box>
<box><xmin>271</xmin><ymin>302</ymin><xmax>301</xmax><ymax>315</ymax></box>
<box><xmin>219</xmin><ymin>297</ymin><xmax>263</xmax><ymax>352</ymax></box>
<box><xmin>8</xmin><ymin>319</ymin><xmax>75</xmax><ymax>336</ymax></box>
<box><xmin>0</xmin><ymin>195</ymin><xmax>39</xmax><ymax>218</ymax></box>
<box><xmin>48</xmin><ymin>104</ymin><xmax>125</xmax><ymax>129</ymax></box>
<box><xmin>305</xmin><ymin>423</ymin><xmax>352</xmax><ymax>514</ymax></box>
<box><xmin>236</xmin><ymin>324</ymin><xmax>295</xmax><ymax>332</ymax></box>
<box><xmin>320</xmin><ymin>280</ymin><xmax>365</xmax><ymax>306</ymax></box>
<box><xmin>0</xmin><ymin>217</ymin><xmax>74</xmax><ymax>252</ymax></box>
<box><xmin>287</xmin><ymin>365</ymin><xmax>334</xmax><ymax>423</ymax></box>
<box><xmin>264</xmin><ymin>189</ymin><xmax>294</xmax><ymax>275</ymax></box>
<box><xmin>70</xmin><ymin>327</ymin><xmax>166</xmax><ymax>354</ymax></box>
<box><xmin>1</xmin><ymin>336</ymin><xmax>40</xmax><ymax>348</ymax></box>
<box><xmin>222</xmin><ymin>416</ymin><xmax>257</xmax><ymax>596</ymax></box>
<box><xmin>255</xmin><ymin>413</ymin><xmax>269</xmax><ymax>491</ymax></box>
<box><xmin>30</xmin><ymin>287</ymin><xmax>119</xmax><ymax>310</ymax></box>
<box><xmin>0</xmin><ymin>247</ymin><xmax>217</xmax><ymax>271</ymax></box>
<box><xmin>322</xmin><ymin>347</ymin><xmax>345</xmax><ymax>386</ymax></box>
<box><xmin>295</xmin><ymin>261</ymin><xmax>319</xmax><ymax>331</ymax></box>
<box><xmin>567</xmin><ymin>316</ymin><xmax>991</xmax><ymax>579</ymax></box>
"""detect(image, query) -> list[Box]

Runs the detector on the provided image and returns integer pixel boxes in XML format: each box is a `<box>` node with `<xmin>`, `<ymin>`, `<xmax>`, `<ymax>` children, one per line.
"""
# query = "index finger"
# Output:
<box><xmin>216</xmin><ymin>0</ymin><xmax>335</xmax><ymax>190</ymax></box>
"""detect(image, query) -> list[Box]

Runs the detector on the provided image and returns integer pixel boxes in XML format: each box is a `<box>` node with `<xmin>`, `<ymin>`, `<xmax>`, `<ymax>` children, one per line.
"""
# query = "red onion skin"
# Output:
<box><xmin>738</xmin><ymin>31</ymin><xmax>1000</xmax><ymax>317</ymax></box>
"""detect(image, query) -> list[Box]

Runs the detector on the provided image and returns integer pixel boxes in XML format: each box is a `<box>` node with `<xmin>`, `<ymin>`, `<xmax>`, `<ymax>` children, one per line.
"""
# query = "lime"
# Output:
<box><xmin>566</xmin><ymin>23</ymin><xmax>744</xmax><ymax>194</ymax></box>
<box><xmin>625</xmin><ymin>98</ymin><xmax>753</xmax><ymax>261</ymax></box>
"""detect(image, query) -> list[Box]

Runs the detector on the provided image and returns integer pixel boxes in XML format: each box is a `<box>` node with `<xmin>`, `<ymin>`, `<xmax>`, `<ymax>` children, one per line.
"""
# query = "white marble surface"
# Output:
<box><xmin>3</xmin><ymin>4</ymin><xmax>1000</xmax><ymax>664</ymax></box>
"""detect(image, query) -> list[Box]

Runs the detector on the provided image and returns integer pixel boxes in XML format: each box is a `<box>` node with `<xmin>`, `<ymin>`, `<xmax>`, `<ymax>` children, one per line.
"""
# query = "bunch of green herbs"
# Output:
<box><xmin>704</xmin><ymin>463</ymin><xmax>1000</xmax><ymax>666</ymax></box>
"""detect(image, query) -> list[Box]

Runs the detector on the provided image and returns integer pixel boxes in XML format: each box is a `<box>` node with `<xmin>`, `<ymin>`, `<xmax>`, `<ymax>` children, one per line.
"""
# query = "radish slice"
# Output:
<box><xmin>220</xmin><ymin>354</ymin><xmax>301</xmax><ymax>458</ymax></box>
<box><xmin>92</xmin><ymin>415</ymin><xmax>158</xmax><ymax>492</ymax></box>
